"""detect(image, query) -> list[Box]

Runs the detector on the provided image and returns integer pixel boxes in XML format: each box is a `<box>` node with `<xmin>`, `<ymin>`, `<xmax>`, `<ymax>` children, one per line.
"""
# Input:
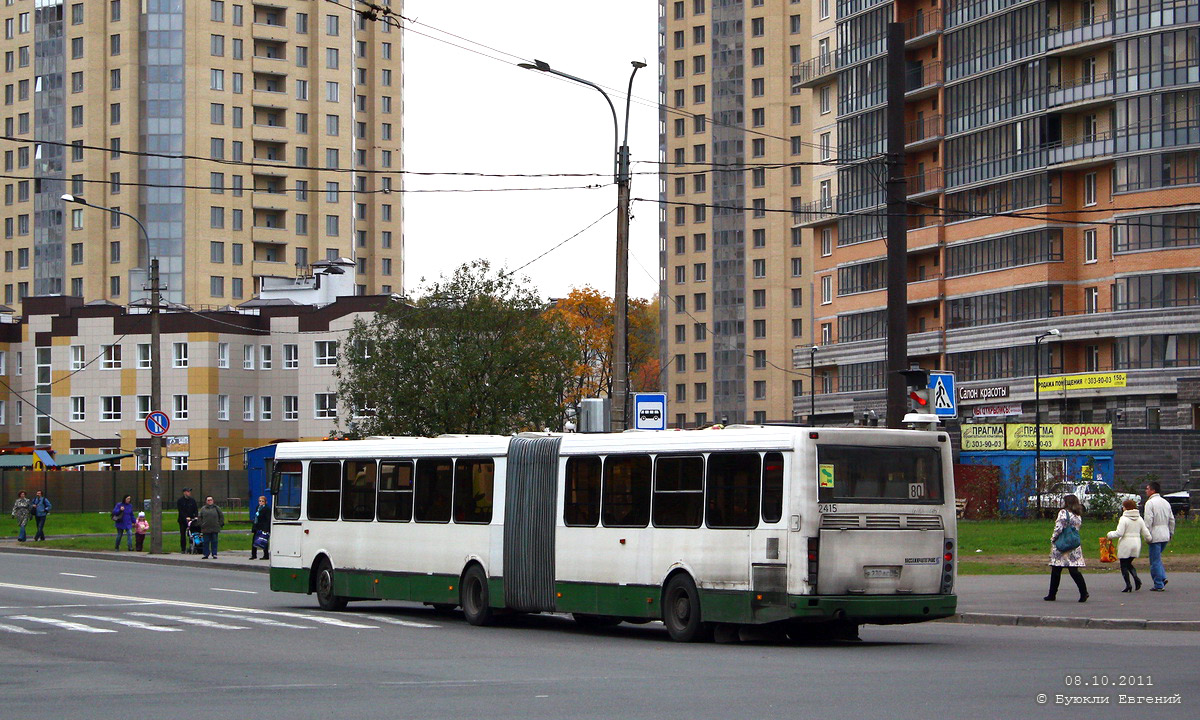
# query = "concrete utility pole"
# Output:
<box><xmin>518</xmin><ymin>59</ymin><xmax>645</xmax><ymax>431</ymax></box>
<box><xmin>148</xmin><ymin>258</ymin><xmax>164</xmax><ymax>553</ymax></box>
<box><xmin>885</xmin><ymin>22</ymin><xmax>910</xmax><ymax>428</ymax></box>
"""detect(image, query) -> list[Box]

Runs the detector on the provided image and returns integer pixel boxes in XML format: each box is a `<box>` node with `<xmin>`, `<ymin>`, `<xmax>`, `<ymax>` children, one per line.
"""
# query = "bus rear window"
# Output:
<box><xmin>816</xmin><ymin>445</ymin><xmax>943</xmax><ymax>504</ymax></box>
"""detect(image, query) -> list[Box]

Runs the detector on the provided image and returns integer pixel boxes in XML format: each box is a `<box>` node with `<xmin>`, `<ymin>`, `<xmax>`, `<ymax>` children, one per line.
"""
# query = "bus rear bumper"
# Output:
<box><xmin>788</xmin><ymin>593</ymin><xmax>957</xmax><ymax>625</ymax></box>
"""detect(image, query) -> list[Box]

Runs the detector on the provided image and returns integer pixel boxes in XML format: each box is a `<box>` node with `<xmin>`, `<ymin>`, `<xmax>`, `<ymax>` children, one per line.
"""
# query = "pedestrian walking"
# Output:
<box><xmin>111</xmin><ymin>495</ymin><xmax>135</xmax><ymax>551</ymax></box>
<box><xmin>31</xmin><ymin>490</ymin><xmax>51</xmax><ymax>541</ymax></box>
<box><xmin>134</xmin><ymin>512</ymin><xmax>150</xmax><ymax>552</ymax></box>
<box><xmin>176</xmin><ymin>488</ymin><xmax>198</xmax><ymax>553</ymax></box>
<box><xmin>1143</xmin><ymin>481</ymin><xmax>1176</xmax><ymax>591</ymax></box>
<box><xmin>1045</xmin><ymin>494</ymin><xmax>1089</xmax><ymax>602</ymax></box>
<box><xmin>197</xmin><ymin>496</ymin><xmax>225</xmax><ymax>559</ymax></box>
<box><xmin>10</xmin><ymin>491</ymin><xmax>33</xmax><ymax>542</ymax></box>
<box><xmin>250</xmin><ymin>495</ymin><xmax>271</xmax><ymax>560</ymax></box>
<box><xmin>1107</xmin><ymin>498</ymin><xmax>1151</xmax><ymax>592</ymax></box>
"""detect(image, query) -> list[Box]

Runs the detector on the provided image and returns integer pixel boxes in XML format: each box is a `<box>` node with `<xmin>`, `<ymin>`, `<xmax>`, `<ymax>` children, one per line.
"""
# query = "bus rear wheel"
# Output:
<box><xmin>662</xmin><ymin>574</ymin><xmax>712</xmax><ymax>643</ymax></box>
<box><xmin>461</xmin><ymin>565</ymin><xmax>494</xmax><ymax>626</ymax></box>
<box><xmin>314</xmin><ymin>559</ymin><xmax>347</xmax><ymax>611</ymax></box>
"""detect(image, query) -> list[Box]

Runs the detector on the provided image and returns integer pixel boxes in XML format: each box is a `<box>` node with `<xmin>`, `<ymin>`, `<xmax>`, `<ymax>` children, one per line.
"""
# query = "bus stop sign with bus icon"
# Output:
<box><xmin>633</xmin><ymin>393</ymin><xmax>667</xmax><ymax>430</ymax></box>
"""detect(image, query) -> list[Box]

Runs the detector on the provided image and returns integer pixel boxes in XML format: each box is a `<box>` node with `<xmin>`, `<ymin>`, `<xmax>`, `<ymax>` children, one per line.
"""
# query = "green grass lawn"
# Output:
<box><xmin>8</xmin><ymin>510</ymin><xmax>251</xmax><ymax>537</ymax></box>
<box><xmin>957</xmin><ymin>515</ymin><xmax>1199</xmax><ymax>556</ymax></box>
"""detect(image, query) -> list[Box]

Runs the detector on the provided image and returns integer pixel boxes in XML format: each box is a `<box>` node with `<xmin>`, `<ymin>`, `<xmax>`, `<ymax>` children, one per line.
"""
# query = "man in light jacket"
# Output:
<box><xmin>1143</xmin><ymin>481</ymin><xmax>1175</xmax><ymax>591</ymax></box>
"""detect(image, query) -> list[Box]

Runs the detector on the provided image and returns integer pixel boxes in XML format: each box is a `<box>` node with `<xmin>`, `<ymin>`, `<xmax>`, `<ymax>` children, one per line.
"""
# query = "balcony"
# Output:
<box><xmin>905</xmin><ymin>61</ymin><xmax>943</xmax><ymax>100</ymax></box>
<box><xmin>905</xmin><ymin>167</ymin><xmax>944</xmax><ymax>200</ymax></box>
<box><xmin>1048</xmin><ymin>73</ymin><xmax>1115</xmax><ymax>110</ymax></box>
<box><xmin>792</xmin><ymin>54</ymin><xmax>835</xmax><ymax>90</ymax></box>
<box><xmin>251</xmin><ymin>21</ymin><xmax>289</xmax><ymax>43</ymax></box>
<box><xmin>1046</xmin><ymin>129</ymin><xmax>1115</xmax><ymax>167</ymax></box>
<box><xmin>903</xmin><ymin>10</ymin><xmax>944</xmax><ymax>49</ymax></box>
<box><xmin>253</xmin><ymin>55</ymin><xmax>289</xmax><ymax>77</ymax></box>
<box><xmin>792</xmin><ymin>197</ymin><xmax>837</xmax><ymax>227</ymax></box>
<box><xmin>1045</xmin><ymin>16</ymin><xmax>1114</xmax><ymax>55</ymax></box>
<box><xmin>905</xmin><ymin>114</ymin><xmax>944</xmax><ymax>150</ymax></box>
<box><xmin>907</xmin><ymin>273</ymin><xmax>943</xmax><ymax>303</ymax></box>
<box><xmin>251</xmin><ymin>122</ymin><xmax>289</xmax><ymax>143</ymax></box>
<box><xmin>251</xmin><ymin>188</ymin><xmax>289</xmax><ymax>210</ymax></box>
<box><xmin>251</xmin><ymin>259</ymin><xmax>292</xmax><ymax>279</ymax></box>
<box><xmin>251</xmin><ymin>87</ymin><xmax>289</xmax><ymax>109</ymax></box>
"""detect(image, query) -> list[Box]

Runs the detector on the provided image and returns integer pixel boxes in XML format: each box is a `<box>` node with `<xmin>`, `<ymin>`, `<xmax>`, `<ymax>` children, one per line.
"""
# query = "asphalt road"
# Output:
<box><xmin>0</xmin><ymin>554</ymin><xmax>1192</xmax><ymax>720</ymax></box>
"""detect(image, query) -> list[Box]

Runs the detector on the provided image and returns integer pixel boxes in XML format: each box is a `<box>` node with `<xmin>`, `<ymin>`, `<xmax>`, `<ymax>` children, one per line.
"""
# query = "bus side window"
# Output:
<box><xmin>602</xmin><ymin>455</ymin><xmax>651</xmax><ymax>528</ymax></box>
<box><xmin>378</xmin><ymin>461</ymin><xmax>414</xmax><ymax>522</ymax></box>
<box><xmin>273</xmin><ymin>461</ymin><xmax>302</xmax><ymax>521</ymax></box>
<box><xmin>652</xmin><ymin>455</ymin><xmax>704</xmax><ymax>528</ymax></box>
<box><xmin>454</xmin><ymin>458</ymin><xmax>494</xmax><ymax>524</ymax></box>
<box><xmin>761</xmin><ymin>452</ymin><xmax>784</xmax><ymax>524</ymax></box>
<box><xmin>706</xmin><ymin>452</ymin><xmax>760</xmax><ymax>529</ymax></box>
<box><xmin>564</xmin><ymin>456</ymin><xmax>601</xmax><ymax>527</ymax></box>
<box><xmin>342</xmin><ymin>459</ymin><xmax>378</xmax><ymax>521</ymax></box>
<box><xmin>307</xmin><ymin>462</ymin><xmax>342</xmax><ymax>521</ymax></box>
<box><xmin>414</xmin><ymin>457</ymin><xmax>453</xmax><ymax>523</ymax></box>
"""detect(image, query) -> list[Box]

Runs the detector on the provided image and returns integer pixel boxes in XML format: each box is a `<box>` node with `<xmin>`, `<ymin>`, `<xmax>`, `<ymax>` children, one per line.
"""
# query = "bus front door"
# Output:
<box><xmin>269</xmin><ymin>462</ymin><xmax>303</xmax><ymax>562</ymax></box>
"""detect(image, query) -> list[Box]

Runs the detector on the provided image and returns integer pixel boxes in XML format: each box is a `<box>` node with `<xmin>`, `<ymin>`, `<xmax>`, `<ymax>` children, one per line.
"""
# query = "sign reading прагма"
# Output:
<box><xmin>961</xmin><ymin>424</ymin><xmax>1006</xmax><ymax>451</ymax></box>
<box><xmin>963</xmin><ymin>423</ymin><xmax>1113</xmax><ymax>451</ymax></box>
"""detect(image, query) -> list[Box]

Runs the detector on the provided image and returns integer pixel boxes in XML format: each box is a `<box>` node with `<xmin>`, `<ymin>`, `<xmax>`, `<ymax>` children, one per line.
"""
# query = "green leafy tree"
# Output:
<box><xmin>335</xmin><ymin>260</ymin><xmax>578</xmax><ymax>437</ymax></box>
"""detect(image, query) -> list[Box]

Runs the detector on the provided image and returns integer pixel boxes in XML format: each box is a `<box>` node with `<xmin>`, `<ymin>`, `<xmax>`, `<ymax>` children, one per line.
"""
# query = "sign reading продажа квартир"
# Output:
<box><xmin>962</xmin><ymin>423</ymin><xmax>1113</xmax><ymax>451</ymax></box>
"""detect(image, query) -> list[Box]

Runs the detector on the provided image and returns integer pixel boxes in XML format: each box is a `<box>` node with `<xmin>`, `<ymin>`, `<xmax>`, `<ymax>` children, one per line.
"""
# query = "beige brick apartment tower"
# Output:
<box><xmin>0</xmin><ymin>0</ymin><xmax>403</xmax><ymax>309</ymax></box>
<box><xmin>659</xmin><ymin>0</ymin><xmax>815</xmax><ymax>427</ymax></box>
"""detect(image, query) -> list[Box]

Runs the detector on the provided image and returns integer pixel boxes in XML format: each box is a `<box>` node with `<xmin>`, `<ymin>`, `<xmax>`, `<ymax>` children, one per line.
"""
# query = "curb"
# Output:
<box><xmin>941</xmin><ymin>612</ymin><xmax>1200</xmax><ymax>632</ymax></box>
<box><xmin>0</xmin><ymin>544</ymin><xmax>269</xmax><ymax>575</ymax></box>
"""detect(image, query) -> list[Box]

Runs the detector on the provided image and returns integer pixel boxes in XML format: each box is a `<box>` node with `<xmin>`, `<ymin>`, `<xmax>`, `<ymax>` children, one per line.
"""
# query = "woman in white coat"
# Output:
<box><xmin>1107</xmin><ymin>498</ymin><xmax>1152</xmax><ymax>592</ymax></box>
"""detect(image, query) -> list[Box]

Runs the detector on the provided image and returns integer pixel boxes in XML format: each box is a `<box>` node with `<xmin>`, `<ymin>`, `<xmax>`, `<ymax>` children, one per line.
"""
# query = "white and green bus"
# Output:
<box><xmin>269</xmin><ymin>426</ymin><xmax>957</xmax><ymax>641</ymax></box>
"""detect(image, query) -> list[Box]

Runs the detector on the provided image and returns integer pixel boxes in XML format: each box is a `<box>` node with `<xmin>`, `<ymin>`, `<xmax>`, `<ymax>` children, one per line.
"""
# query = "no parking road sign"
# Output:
<box><xmin>145</xmin><ymin>411</ymin><xmax>170</xmax><ymax>436</ymax></box>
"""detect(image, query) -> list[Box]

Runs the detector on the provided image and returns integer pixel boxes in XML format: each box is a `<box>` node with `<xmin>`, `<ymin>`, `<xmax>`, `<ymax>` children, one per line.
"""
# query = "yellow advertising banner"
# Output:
<box><xmin>962</xmin><ymin>424</ymin><xmax>1113</xmax><ymax>451</ymax></box>
<box><xmin>1005</xmin><ymin>423</ymin><xmax>1113</xmax><ymax>451</ymax></box>
<box><xmin>961</xmin><ymin>424</ymin><xmax>1006</xmax><ymax>451</ymax></box>
<box><xmin>1037</xmin><ymin>372</ymin><xmax>1127</xmax><ymax>392</ymax></box>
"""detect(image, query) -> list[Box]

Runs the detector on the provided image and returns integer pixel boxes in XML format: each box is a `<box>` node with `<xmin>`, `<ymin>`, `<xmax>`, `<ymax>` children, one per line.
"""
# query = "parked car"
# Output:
<box><xmin>1164</xmin><ymin>482</ymin><xmax>1191</xmax><ymax>517</ymax></box>
<box><xmin>1026</xmin><ymin>481</ymin><xmax>1140</xmax><ymax>514</ymax></box>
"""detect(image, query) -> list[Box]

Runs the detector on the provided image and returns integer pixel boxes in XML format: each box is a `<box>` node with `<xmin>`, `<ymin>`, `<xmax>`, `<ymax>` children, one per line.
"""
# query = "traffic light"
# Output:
<box><xmin>909</xmin><ymin>387</ymin><xmax>931</xmax><ymax>413</ymax></box>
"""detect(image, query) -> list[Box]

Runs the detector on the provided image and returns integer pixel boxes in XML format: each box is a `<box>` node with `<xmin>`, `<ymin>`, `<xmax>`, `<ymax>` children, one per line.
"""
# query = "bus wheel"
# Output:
<box><xmin>662</xmin><ymin>574</ymin><xmax>712</xmax><ymax>643</ymax></box>
<box><xmin>573</xmin><ymin>613</ymin><xmax>621</xmax><ymax>631</ymax></box>
<box><xmin>460</xmin><ymin>565</ymin><xmax>494</xmax><ymax>626</ymax></box>
<box><xmin>314</xmin><ymin>559</ymin><xmax>347</xmax><ymax>611</ymax></box>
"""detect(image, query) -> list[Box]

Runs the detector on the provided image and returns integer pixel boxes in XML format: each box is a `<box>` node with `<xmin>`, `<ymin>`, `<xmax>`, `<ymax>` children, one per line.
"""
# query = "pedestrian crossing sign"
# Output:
<box><xmin>929</xmin><ymin>372</ymin><xmax>956</xmax><ymax>418</ymax></box>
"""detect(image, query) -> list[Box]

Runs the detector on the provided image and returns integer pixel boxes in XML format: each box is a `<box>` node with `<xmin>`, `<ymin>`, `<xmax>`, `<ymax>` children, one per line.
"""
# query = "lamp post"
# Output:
<box><xmin>62</xmin><ymin>194</ymin><xmax>163</xmax><ymax>554</ymax></box>
<box><xmin>1033</xmin><ymin>328</ymin><xmax>1060</xmax><ymax>516</ymax></box>
<box><xmin>518</xmin><ymin>59</ymin><xmax>645</xmax><ymax>431</ymax></box>
<box><xmin>809</xmin><ymin>345</ymin><xmax>818</xmax><ymax>423</ymax></box>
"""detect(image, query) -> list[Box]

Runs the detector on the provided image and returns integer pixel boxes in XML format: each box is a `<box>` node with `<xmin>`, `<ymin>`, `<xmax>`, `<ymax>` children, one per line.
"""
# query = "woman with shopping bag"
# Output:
<box><xmin>1107</xmin><ymin>498</ymin><xmax>1152</xmax><ymax>592</ymax></box>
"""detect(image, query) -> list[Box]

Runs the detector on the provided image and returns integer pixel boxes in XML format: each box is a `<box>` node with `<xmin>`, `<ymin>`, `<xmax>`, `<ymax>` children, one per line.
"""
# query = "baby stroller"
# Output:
<box><xmin>186</xmin><ymin>518</ymin><xmax>204</xmax><ymax>555</ymax></box>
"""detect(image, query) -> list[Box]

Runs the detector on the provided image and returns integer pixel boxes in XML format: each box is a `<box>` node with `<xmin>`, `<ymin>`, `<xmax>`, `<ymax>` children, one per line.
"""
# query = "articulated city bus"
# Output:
<box><xmin>268</xmin><ymin>426</ymin><xmax>957</xmax><ymax>641</ymax></box>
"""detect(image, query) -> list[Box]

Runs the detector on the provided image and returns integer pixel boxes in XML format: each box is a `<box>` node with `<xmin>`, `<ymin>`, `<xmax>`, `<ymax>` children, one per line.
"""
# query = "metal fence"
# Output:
<box><xmin>1</xmin><ymin>470</ymin><xmax>250</xmax><ymax>514</ymax></box>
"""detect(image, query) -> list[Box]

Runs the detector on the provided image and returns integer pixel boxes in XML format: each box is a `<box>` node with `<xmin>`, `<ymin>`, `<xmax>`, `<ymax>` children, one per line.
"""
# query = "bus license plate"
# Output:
<box><xmin>864</xmin><ymin>567</ymin><xmax>899</xmax><ymax>579</ymax></box>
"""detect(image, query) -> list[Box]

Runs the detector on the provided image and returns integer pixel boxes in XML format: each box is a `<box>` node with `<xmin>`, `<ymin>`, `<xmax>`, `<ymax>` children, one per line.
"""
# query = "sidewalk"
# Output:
<box><xmin>1</xmin><ymin>544</ymin><xmax>1195</xmax><ymax>630</ymax></box>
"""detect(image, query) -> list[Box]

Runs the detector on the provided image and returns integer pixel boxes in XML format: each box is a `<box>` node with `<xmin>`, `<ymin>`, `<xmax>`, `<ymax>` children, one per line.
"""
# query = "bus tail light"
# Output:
<box><xmin>807</xmin><ymin>536</ymin><xmax>819</xmax><ymax>591</ymax></box>
<box><xmin>940</xmin><ymin>539</ymin><xmax>954</xmax><ymax>594</ymax></box>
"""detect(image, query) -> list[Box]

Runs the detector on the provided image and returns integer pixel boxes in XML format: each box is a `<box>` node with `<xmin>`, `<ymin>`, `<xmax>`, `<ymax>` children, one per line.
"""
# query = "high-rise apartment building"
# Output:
<box><xmin>659</xmin><ymin>0</ymin><xmax>815</xmax><ymax>428</ymax></box>
<box><xmin>0</xmin><ymin>0</ymin><xmax>403</xmax><ymax>309</ymax></box>
<box><xmin>796</xmin><ymin>0</ymin><xmax>1200</xmax><ymax>430</ymax></box>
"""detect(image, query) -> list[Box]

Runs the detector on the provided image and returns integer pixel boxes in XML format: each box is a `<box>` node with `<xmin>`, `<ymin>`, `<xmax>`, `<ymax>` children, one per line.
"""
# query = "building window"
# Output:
<box><xmin>260</xmin><ymin>345</ymin><xmax>272</xmax><ymax>370</ymax></box>
<box><xmin>283</xmin><ymin>395</ymin><xmax>299</xmax><ymax>421</ymax></box>
<box><xmin>102</xmin><ymin>344</ymin><xmax>122</xmax><ymax>370</ymax></box>
<box><xmin>284</xmin><ymin>344</ymin><xmax>299</xmax><ymax>369</ymax></box>
<box><xmin>1085</xmin><ymin>287</ymin><xmax>1099</xmax><ymax>314</ymax></box>
<box><xmin>70</xmin><ymin>396</ymin><xmax>85</xmax><ymax>422</ymax></box>
<box><xmin>753</xmin><ymin>289</ymin><xmax>766</xmax><ymax>308</ymax></box>
<box><xmin>172</xmin><ymin>342</ymin><xmax>188</xmax><ymax>368</ymax></box>
<box><xmin>101</xmin><ymin>396</ymin><xmax>122</xmax><ymax>421</ymax></box>
<box><xmin>1084</xmin><ymin>172</ymin><xmax>1097</xmax><ymax>206</ymax></box>
<box><xmin>315</xmin><ymin>393</ymin><xmax>337</xmax><ymax>419</ymax></box>
<box><xmin>70</xmin><ymin>345</ymin><xmax>85</xmax><ymax>370</ymax></box>
<box><xmin>753</xmin><ymin>350</ymin><xmax>767</xmax><ymax>369</ymax></box>
<box><xmin>314</xmin><ymin>340</ymin><xmax>337</xmax><ymax>366</ymax></box>
<box><xmin>217</xmin><ymin>395</ymin><xmax>229</xmax><ymax>421</ymax></box>
<box><xmin>243</xmin><ymin>396</ymin><xmax>255</xmax><ymax>421</ymax></box>
<box><xmin>173</xmin><ymin>394</ymin><xmax>188</xmax><ymax>420</ymax></box>
<box><xmin>1084</xmin><ymin>229</ymin><xmax>1097</xmax><ymax>263</ymax></box>
<box><xmin>260</xmin><ymin>396</ymin><xmax>273</xmax><ymax>421</ymax></box>
<box><xmin>821</xmin><ymin>276</ymin><xmax>832</xmax><ymax>304</ymax></box>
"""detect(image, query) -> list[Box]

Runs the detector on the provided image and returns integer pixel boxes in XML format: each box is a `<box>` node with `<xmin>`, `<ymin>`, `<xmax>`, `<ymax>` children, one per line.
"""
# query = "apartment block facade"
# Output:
<box><xmin>0</xmin><ymin>0</ymin><xmax>403</xmax><ymax>309</ymax></box>
<box><xmin>0</xmin><ymin>292</ymin><xmax>390</xmax><ymax>470</ymax></box>
<box><xmin>659</xmin><ymin>0</ymin><xmax>815</xmax><ymax>428</ymax></box>
<box><xmin>795</xmin><ymin>0</ymin><xmax>1200</xmax><ymax>430</ymax></box>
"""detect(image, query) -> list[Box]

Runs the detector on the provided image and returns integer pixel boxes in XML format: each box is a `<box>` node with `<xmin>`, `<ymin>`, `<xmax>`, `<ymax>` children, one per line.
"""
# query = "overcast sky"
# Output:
<box><xmin>401</xmin><ymin>1</ymin><xmax>662</xmax><ymax>301</ymax></box>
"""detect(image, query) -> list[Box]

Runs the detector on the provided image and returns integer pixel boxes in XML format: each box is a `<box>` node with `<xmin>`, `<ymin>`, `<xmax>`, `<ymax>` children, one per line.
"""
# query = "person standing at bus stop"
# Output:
<box><xmin>112</xmin><ymin>495</ymin><xmax>135</xmax><ymax>551</ymax></box>
<box><xmin>1143</xmin><ymin>481</ymin><xmax>1175</xmax><ymax>591</ymax></box>
<box><xmin>197</xmin><ymin>496</ymin><xmax>225</xmax><ymax>559</ymax></box>
<box><xmin>250</xmin><ymin>495</ymin><xmax>271</xmax><ymax>560</ymax></box>
<box><xmin>1044</xmin><ymin>494</ymin><xmax>1088</xmax><ymax>603</ymax></box>
<box><xmin>32</xmin><ymin>490</ymin><xmax>51</xmax><ymax>541</ymax></box>
<box><xmin>176</xmin><ymin>488</ymin><xmax>198</xmax><ymax>553</ymax></box>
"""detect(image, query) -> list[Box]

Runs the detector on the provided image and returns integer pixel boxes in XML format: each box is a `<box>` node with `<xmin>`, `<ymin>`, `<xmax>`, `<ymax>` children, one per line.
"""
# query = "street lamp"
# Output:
<box><xmin>1033</xmin><ymin>328</ymin><xmax>1060</xmax><ymax>516</ymax></box>
<box><xmin>518</xmin><ymin>58</ymin><xmax>645</xmax><ymax>431</ymax></box>
<box><xmin>809</xmin><ymin>345</ymin><xmax>819</xmax><ymax>423</ymax></box>
<box><xmin>62</xmin><ymin>194</ymin><xmax>164</xmax><ymax>555</ymax></box>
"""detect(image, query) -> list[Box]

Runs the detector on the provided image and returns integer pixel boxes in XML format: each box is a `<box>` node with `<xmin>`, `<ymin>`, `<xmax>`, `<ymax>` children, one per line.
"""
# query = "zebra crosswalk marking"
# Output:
<box><xmin>128</xmin><ymin>612</ymin><xmax>248</xmax><ymax>630</ymax></box>
<box><xmin>11</xmin><ymin>615</ymin><xmax>116</xmax><ymax>633</ymax></box>
<box><xmin>262</xmin><ymin>610</ymin><xmax>378</xmax><ymax>629</ymax></box>
<box><xmin>188</xmin><ymin>611</ymin><xmax>312</xmax><ymax>629</ymax></box>
<box><xmin>0</xmin><ymin>621</ymin><xmax>44</xmax><ymax>635</ymax></box>
<box><xmin>69</xmin><ymin>614</ymin><xmax>183</xmax><ymax>632</ymax></box>
<box><xmin>343</xmin><ymin>612</ymin><xmax>439</xmax><ymax>629</ymax></box>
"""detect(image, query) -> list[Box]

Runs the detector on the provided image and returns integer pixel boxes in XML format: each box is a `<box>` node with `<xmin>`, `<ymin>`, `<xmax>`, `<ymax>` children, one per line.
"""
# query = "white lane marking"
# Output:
<box><xmin>128</xmin><ymin>612</ymin><xmax>248</xmax><ymax>630</ymax></box>
<box><xmin>188</xmin><ymin>611</ymin><xmax>312</xmax><ymax>629</ymax></box>
<box><xmin>343</xmin><ymin>612</ymin><xmax>439</xmax><ymax>629</ymax></box>
<box><xmin>0</xmin><ymin>583</ymin><xmax>378</xmax><ymax>629</ymax></box>
<box><xmin>59</xmin><ymin>573</ymin><xmax>97</xmax><ymax>578</ymax></box>
<box><xmin>210</xmin><ymin>588</ymin><xmax>258</xmax><ymax>595</ymax></box>
<box><xmin>68</xmin><ymin>614</ymin><xmax>182</xmax><ymax>632</ymax></box>
<box><xmin>0</xmin><ymin>622</ymin><xmax>44</xmax><ymax>635</ymax></box>
<box><xmin>11</xmin><ymin>615</ymin><xmax>116</xmax><ymax>633</ymax></box>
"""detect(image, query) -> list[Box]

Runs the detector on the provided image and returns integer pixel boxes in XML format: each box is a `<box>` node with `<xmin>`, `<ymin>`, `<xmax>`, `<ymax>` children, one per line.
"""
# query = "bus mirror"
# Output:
<box><xmin>268</xmin><ymin>458</ymin><xmax>280</xmax><ymax>495</ymax></box>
